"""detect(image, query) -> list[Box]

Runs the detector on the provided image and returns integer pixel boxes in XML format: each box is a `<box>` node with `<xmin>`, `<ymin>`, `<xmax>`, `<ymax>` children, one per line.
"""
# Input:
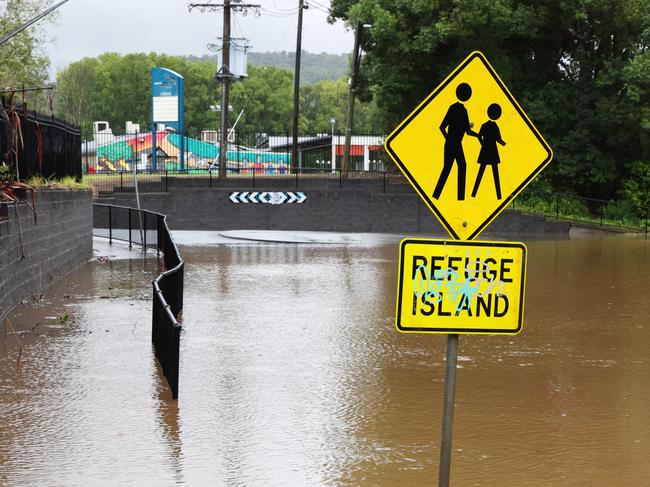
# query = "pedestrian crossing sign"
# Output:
<box><xmin>384</xmin><ymin>51</ymin><xmax>553</xmax><ymax>240</ymax></box>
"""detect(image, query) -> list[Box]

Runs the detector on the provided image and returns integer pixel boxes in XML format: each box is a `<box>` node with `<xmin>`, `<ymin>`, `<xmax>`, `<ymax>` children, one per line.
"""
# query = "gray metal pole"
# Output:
<box><xmin>133</xmin><ymin>160</ymin><xmax>144</xmax><ymax>249</ymax></box>
<box><xmin>438</xmin><ymin>334</ymin><xmax>459</xmax><ymax>487</ymax></box>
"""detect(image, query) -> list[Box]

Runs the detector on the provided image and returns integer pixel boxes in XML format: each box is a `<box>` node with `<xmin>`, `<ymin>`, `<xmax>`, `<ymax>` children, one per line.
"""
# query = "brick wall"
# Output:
<box><xmin>0</xmin><ymin>190</ymin><xmax>93</xmax><ymax>320</ymax></box>
<box><xmin>100</xmin><ymin>188</ymin><xmax>570</xmax><ymax>234</ymax></box>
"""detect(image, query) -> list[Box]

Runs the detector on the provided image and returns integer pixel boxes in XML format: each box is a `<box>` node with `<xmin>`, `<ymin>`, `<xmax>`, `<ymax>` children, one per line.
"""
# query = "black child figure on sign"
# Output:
<box><xmin>433</xmin><ymin>82</ymin><xmax>479</xmax><ymax>201</ymax></box>
<box><xmin>471</xmin><ymin>103</ymin><xmax>506</xmax><ymax>199</ymax></box>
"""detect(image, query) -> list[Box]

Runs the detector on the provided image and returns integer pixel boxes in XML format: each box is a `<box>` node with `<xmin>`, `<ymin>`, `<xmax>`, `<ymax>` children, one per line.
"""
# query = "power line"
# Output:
<box><xmin>188</xmin><ymin>2</ymin><xmax>261</xmax><ymax>14</ymax></box>
<box><xmin>306</xmin><ymin>4</ymin><xmax>328</xmax><ymax>15</ymax></box>
<box><xmin>259</xmin><ymin>7</ymin><xmax>299</xmax><ymax>18</ymax></box>
<box><xmin>270</xmin><ymin>0</ymin><xmax>300</xmax><ymax>12</ymax></box>
<box><xmin>307</xmin><ymin>0</ymin><xmax>330</xmax><ymax>13</ymax></box>
<box><xmin>271</xmin><ymin>11</ymin><xmax>298</xmax><ymax>51</ymax></box>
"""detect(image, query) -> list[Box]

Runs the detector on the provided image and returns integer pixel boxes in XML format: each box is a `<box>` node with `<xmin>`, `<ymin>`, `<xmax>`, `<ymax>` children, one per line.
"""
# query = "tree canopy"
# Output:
<box><xmin>0</xmin><ymin>0</ymin><xmax>55</xmax><ymax>110</ymax></box>
<box><xmin>56</xmin><ymin>52</ymin><xmax>381</xmax><ymax>136</ymax></box>
<box><xmin>56</xmin><ymin>53</ymin><xmax>215</xmax><ymax>135</ymax></box>
<box><xmin>330</xmin><ymin>0</ymin><xmax>650</xmax><ymax>201</ymax></box>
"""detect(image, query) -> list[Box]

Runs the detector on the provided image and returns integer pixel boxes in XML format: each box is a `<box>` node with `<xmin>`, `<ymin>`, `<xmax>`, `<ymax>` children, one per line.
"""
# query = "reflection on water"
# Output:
<box><xmin>1</xmin><ymin>236</ymin><xmax>649</xmax><ymax>485</ymax></box>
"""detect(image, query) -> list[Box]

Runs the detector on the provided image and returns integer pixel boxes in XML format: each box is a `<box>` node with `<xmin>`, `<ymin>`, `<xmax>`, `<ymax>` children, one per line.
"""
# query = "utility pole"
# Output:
<box><xmin>219</xmin><ymin>0</ymin><xmax>232</xmax><ymax>179</ymax></box>
<box><xmin>291</xmin><ymin>0</ymin><xmax>305</xmax><ymax>173</ymax></box>
<box><xmin>189</xmin><ymin>1</ymin><xmax>260</xmax><ymax>178</ymax></box>
<box><xmin>343</xmin><ymin>22</ymin><xmax>365</xmax><ymax>173</ymax></box>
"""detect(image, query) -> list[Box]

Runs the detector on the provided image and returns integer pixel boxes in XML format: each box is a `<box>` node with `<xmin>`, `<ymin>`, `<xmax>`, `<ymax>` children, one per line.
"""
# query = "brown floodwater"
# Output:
<box><xmin>0</xmin><ymin>234</ymin><xmax>649</xmax><ymax>486</ymax></box>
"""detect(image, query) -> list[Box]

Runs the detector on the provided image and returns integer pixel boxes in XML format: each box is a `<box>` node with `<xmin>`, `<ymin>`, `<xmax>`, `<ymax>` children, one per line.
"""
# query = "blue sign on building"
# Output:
<box><xmin>151</xmin><ymin>67</ymin><xmax>185</xmax><ymax>170</ymax></box>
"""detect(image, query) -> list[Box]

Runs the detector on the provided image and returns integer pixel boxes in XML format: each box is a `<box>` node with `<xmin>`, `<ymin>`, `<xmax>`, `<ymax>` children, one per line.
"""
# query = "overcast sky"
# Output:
<box><xmin>45</xmin><ymin>0</ymin><xmax>353</xmax><ymax>75</ymax></box>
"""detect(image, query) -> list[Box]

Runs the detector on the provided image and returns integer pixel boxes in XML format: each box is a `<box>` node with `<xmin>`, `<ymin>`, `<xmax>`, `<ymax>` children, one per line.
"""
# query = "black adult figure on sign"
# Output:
<box><xmin>471</xmin><ymin>103</ymin><xmax>506</xmax><ymax>199</ymax></box>
<box><xmin>433</xmin><ymin>83</ymin><xmax>478</xmax><ymax>201</ymax></box>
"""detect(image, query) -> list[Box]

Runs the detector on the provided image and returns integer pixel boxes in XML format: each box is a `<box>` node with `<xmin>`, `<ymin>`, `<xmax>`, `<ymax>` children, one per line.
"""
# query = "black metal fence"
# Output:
<box><xmin>92</xmin><ymin>203</ymin><xmax>184</xmax><ymax>399</ymax></box>
<box><xmin>85</xmin><ymin>168</ymin><xmax>413</xmax><ymax>195</ymax></box>
<box><xmin>1</xmin><ymin>99</ymin><xmax>81</xmax><ymax>180</ymax></box>
<box><xmin>511</xmin><ymin>190</ymin><xmax>649</xmax><ymax>234</ymax></box>
<box><xmin>81</xmin><ymin>130</ymin><xmax>389</xmax><ymax>174</ymax></box>
<box><xmin>87</xmin><ymin>169</ymin><xmax>649</xmax><ymax>233</ymax></box>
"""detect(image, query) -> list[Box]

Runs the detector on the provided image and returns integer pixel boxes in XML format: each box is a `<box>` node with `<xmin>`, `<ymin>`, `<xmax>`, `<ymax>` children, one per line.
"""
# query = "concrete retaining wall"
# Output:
<box><xmin>0</xmin><ymin>189</ymin><xmax>93</xmax><ymax>319</ymax></box>
<box><xmin>99</xmin><ymin>188</ymin><xmax>570</xmax><ymax>235</ymax></box>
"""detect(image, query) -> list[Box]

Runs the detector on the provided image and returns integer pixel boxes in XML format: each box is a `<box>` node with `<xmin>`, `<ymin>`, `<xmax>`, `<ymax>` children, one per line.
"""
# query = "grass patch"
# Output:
<box><xmin>56</xmin><ymin>312</ymin><xmax>71</xmax><ymax>325</ymax></box>
<box><xmin>26</xmin><ymin>175</ymin><xmax>89</xmax><ymax>190</ymax></box>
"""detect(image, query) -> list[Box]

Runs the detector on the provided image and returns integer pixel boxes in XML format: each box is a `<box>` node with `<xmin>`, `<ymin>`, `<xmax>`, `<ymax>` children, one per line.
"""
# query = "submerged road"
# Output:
<box><xmin>1</xmin><ymin>233</ymin><xmax>649</xmax><ymax>485</ymax></box>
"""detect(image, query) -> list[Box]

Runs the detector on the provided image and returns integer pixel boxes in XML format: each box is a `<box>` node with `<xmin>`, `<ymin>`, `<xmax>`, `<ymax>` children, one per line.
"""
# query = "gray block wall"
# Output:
<box><xmin>101</xmin><ymin>188</ymin><xmax>570</xmax><ymax>234</ymax></box>
<box><xmin>0</xmin><ymin>189</ymin><xmax>93</xmax><ymax>320</ymax></box>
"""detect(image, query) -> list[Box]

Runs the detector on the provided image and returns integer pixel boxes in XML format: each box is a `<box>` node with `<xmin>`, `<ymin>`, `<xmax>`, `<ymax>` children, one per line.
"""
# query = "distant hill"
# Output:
<box><xmin>249</xmin><ymin>51</ymin><xmax>349</xmax><ymax>83</ymax></box>
<box><xmin>185</xmin><ymin>51</ymin><xmax>349</xmax><ymax>84</ymax></box>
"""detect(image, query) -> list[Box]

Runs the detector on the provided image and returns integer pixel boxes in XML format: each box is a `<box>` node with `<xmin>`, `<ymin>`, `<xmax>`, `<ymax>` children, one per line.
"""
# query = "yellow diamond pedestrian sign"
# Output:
<box><xmin>384</xmin><ymin>51</ymin><xmax>553</xmax><ymax>240</ymax></box>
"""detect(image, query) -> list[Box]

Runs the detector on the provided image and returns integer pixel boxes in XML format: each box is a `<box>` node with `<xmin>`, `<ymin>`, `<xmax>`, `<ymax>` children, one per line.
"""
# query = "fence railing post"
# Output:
<box><xmin>165</xmin><ymin>170</ymin><xmax>168</xmax><ymax>192</ymax></box>
<box><xmin>600</xmin><ymin>204</ymin><xmax>604</xmax><ymax>226</ymax></box>
<box><xmin>555</xmin><ymin>193</ymin><xmax>559</xmax><ymax>219</ymax></box>
<box><xmin>128</xmin><ymin>208</ymin><xmax>132</xmax><ymax>248</ymax></box>
<box><xmin>108</xmin><ymin>205</ymin><xmax>112</xmax><ymax>244</ymax></box>
<box><xmin>143</xmin><ymin>211</ymin><xmax>148</xmax><ymax>249</ymax></box>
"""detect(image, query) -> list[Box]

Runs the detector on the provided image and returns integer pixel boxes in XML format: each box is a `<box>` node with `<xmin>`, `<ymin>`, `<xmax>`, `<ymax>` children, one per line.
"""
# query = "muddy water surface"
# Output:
<box><xmin>1</xmin><ymin>236</ymin><xmax>649</xmax><ymax>486</ymax></box>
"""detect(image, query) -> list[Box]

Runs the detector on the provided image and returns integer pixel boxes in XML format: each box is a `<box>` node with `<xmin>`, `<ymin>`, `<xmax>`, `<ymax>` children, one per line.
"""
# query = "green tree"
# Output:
<box><xmin>56</xmin><ymin>57</ymin><xmax>101</xmax><ymax>130</ymax></box>
<box><xmin>330</xmin><ymin>0</ymin><xmax>650</xmax><ymax>199</ymax></box>
<box><xmin>229</xmin><ymin>65</ymin><xmax>295</xmax><ymax>133</ymax></box>
<box><xmin>57</xmin><ymin>52</ymin><xmax>384</xmax><ymax>142</ymax></box>
<box><xmin>300</xmin><ymin>78</ymin><xmax>382</xmax><ymax>133</ymax></box>
<box><xmin>300</xmin><ymin>78</ymin><xmax>348</xmax><ymax>133</ymax></box>
<box><xmin>57</xmin><ymin>53</ymin><xmax>217</xmax><ymax>136</ymax></box>
<box><xmin>0</xmin><ymin>0</ymin><xmax>56</xmax><ymax>110</ymax></box>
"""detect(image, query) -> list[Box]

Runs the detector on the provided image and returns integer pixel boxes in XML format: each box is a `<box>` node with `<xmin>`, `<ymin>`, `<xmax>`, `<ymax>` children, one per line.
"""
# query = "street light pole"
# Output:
<box><xmin>343</xmin><ymin>22</ymin><xmax>366</xmax><ymax>173</ymax></box>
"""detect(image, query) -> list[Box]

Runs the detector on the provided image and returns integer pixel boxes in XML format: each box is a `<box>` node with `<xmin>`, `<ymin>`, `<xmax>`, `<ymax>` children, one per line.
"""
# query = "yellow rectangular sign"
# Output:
<box><xmin>396</xmin><ymin>239</ymin><xmax>527</xmax><ymax>334</ymax></box>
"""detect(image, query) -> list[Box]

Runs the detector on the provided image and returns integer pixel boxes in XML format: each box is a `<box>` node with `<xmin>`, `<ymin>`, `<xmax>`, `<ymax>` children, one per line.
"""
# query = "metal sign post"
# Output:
<box><xmin>385</xmin><ymin>51</ymin><xmax>552</xmax><ymax>485</ymax></box>
<box><xmin>439</xmin><ymin>334</ymin><xmax>459</xmax><ymax>487</ymax></box>
<box><xmin>396</xmin><ymin>238</ymin><xmax>527</xmax><ymax>484</ymax></box>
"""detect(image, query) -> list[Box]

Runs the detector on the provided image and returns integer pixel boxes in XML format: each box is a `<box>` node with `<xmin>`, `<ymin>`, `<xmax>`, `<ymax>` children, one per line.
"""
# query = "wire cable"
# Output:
<box><xmin>307</xmin><ymin>0</ymin><xmax>330</xmax><ymax>12</ymax></box>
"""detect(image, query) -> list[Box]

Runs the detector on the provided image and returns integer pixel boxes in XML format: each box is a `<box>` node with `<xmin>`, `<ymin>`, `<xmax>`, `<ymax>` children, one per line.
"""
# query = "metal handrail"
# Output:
<box><xmin>92</xmin><ymin>203</ymin><xmax>184</xmax><ymax>398</ymax></box>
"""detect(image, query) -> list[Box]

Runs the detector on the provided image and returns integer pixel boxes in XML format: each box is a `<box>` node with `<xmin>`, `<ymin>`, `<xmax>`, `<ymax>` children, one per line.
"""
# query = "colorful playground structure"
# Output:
<box><xmin>83</xmin><ymin>131</ymin><xmax>290</xmax><ymax>174</ymax></box>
